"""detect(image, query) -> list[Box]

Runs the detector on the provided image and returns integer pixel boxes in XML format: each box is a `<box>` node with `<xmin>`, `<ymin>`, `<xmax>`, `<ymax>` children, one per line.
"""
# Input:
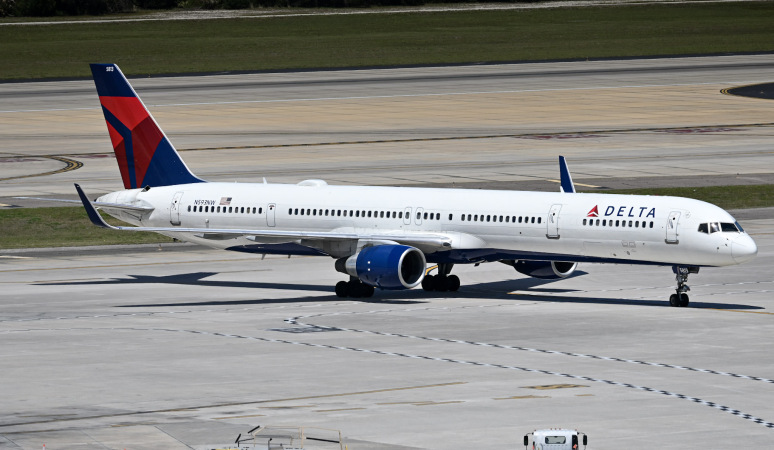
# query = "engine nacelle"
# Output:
<box><xmin>511</xmin><ymin>260</ymin><xmax>577</xmax><ymax>279</ymax></box>
<box><xmin>335</xmin><ymin>245</ymin><xmax>426</xmax><ymax>290</ymax></box>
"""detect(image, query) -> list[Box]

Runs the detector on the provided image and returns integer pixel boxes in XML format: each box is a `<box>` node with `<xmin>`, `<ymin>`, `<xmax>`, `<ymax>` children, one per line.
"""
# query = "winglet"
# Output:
<box><xmin>559</xmin><ymin>156</ymin><xmax>576</xmax><ymax>193</ymax></box>
<box><xmin>74</xmin><ymin>183</ymin><xmax>117</xmax><ymax>229</ymax></box>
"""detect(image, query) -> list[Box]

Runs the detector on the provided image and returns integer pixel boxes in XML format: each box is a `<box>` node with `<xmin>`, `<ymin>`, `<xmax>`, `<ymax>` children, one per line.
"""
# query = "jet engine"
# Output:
<box><xmin>510</xmin><ymin>260</ymin><xmax>577</xmax><ymax>279</ymax></box>
<box><xmin>335</xmin><ymin>244</ymin><xmax>426</xmax><ymax>289</ymax></box>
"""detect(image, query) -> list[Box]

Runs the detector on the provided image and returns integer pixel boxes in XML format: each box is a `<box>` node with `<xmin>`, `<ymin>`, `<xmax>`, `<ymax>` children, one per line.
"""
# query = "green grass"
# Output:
<box><xmin>1</xmin><ymin>2</ymin><xmax>773</xmax><ymax>80</ymax></box>
<box><xmin>1</xmin><ymin>185</ymin><xmax>770</xmax><ymax>249</ymax></box>
<box><xmin>596</xmin><ymin>185</ymin><xmax>774</xmax><ymax>211</ymax></box>
<box><xmin>0</xmin><ymin>207</ymin><xmax>174</xmax><ymax>249</ymax></box>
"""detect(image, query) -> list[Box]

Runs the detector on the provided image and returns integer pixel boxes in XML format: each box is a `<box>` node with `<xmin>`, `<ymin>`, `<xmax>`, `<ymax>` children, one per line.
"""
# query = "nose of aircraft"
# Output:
<box><xmin>732</xmin><ymin>234</ymin><xmax>758</xmax><ymax>264</ymax></box>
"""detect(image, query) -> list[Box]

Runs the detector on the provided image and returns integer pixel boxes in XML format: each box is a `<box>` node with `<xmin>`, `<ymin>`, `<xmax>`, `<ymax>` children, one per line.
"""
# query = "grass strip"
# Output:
<box><xmin>1</xmin><ymin>184</ymin><xmax>770</xmax><ymax>249</ymax></box>
<box><xmin>589</xmin><ymin>184</ymin><xmax>774</xmax><ymax>211</ymax></box>
<box><xmin>1</xmin><ymin>2</ymin><xmax>773</xmax><ymax>80</ymax></box>
<box><xmin>0</xmin><ymin>207</ymin><xmax>173</xmax><ymax>249</ymax></box>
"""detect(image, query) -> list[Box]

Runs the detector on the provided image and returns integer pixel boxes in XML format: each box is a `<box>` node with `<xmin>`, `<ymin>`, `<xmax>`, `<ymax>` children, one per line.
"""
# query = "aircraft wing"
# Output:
<box><xmin>74</xmin><ymin>184</ymin><xmax>452</xmax><ymax>250</ymax></box>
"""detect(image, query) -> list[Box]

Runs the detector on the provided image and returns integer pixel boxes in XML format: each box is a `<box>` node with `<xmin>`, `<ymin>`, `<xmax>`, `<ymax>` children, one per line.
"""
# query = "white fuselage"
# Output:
<box><xmin>97</xmin><ymin>180</ymin><xmax>757</xmax><ymax>268</ymax></box>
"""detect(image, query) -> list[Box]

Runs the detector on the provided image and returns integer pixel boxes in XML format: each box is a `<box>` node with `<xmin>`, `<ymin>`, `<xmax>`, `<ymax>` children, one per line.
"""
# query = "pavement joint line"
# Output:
<box><xmin>286</xmin><ymin>305</ymin><xmax>774</xmax><ymax>385</ymax></box>
<box><xmin>0</xmin><ymin>358</ymin><xmax>465</xmax><ymax>429</ymax></box>
<box><xmin>9</xmin><ymin>325</ymin><xmax>770</xmax><ymax>431</ymax></box>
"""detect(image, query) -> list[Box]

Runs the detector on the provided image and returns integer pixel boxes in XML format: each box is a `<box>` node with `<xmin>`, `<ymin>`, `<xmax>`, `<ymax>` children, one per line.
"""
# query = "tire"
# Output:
<box><xmin>448</xmin><ymin>275</ymin><xmax>461</xmax><ymax>292</ymax></box>
<box><xmin>335</xmin><ymin>281</ymin><xmax>349</xmax><ymax>298</ymax></box>
<box><xmin>669</xmin><ymin>293</ymin><xmax>678</xmax><ymax>307</ymax></box>
<box><xmin>679</xmin><ymin>293</ymin><xmax>690</xmax><ymax>307</ymax></box>
<box><xmin>435</xmin><ymin>275</ymin><xmax>449</xmax><ymax>292</ymax></box>
<box><xmin>422</xmin><ymin>275</ymin><xmax>435</xmax><ymax>291</ymax></box>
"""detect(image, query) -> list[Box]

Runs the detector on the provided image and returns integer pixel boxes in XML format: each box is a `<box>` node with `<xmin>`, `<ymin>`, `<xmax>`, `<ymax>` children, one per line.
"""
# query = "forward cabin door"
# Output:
<box><xmin>267</xmin><ymin>203</ymin><xmax>276</xmax><ymax>227</ymax></box>
<box><xmin>170</xmin><ymin>191</ymin><xmax>184</xmax><ymax>225</ymax></box>
<box><xmin>547</xmin><ymin>204</ymin><xmax>562</xmax><ymax>239</ymax></box>
<box><xmin>666</xmin><ymin>211</ymin><xmax>681</xmax><ymax>244</ymax></box>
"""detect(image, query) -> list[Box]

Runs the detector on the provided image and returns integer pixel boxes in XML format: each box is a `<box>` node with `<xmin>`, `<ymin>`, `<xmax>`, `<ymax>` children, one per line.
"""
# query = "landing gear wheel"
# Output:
<box><xmin>422</xmin><ymin>275</ymin><xmax>435</xmax><ymax>291</ymax></box>
<box><xmin>335</xmin><ymin>281</ymin><xmax>349</xmax><ymax>298</ymax></box>
<box><xmin>335</xmin><ymin>280</ymin><xmax>375</xmax><ymax>298</ymax></box>
<box><xmin>670</xmin><ymin>266</ymin><xmax>696</xmax><ymax>307</ymax></box>
<box><xmin>435</xmin><ymin>275</ymin><xmax>449</xmax><ymax>292</ymax></box>
<box><xmin>447</xmin><ymin>275</ymin><xmax>460</xmax><ymax>292</ymax></box>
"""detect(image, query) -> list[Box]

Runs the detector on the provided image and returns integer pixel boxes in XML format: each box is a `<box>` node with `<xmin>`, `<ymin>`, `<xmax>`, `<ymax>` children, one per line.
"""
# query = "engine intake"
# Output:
<box><xmin>336</xmin><ymin>244</ymin><xmax>426</xmax><ymax>290</ymax></box>
<box><xmin>510</xmin><ymin>260</ymin><xmax>577</xmax><ymax>279</ymax></box>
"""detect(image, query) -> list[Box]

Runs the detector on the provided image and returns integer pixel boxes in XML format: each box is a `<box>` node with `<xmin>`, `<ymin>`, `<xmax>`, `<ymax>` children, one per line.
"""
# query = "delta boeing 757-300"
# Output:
<box><xmin>70</xmin><ymin>63</ymin><xmax>757</xmax><ymax>306</ymax></box>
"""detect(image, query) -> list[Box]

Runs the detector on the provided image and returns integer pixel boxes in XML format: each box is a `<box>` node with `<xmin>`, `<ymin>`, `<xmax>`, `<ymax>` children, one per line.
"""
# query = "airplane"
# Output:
<box><xmin>72</xmin><ymin>63</ymin><xmax>758</xmax><ymax>307</ymax></box>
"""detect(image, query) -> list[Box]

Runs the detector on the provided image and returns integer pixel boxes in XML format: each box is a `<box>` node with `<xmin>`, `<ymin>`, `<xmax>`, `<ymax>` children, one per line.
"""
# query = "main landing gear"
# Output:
<box><xmin>669</xmin><ymin>266</ymin><xmax>699</xmax><ymax>307</ymax></box>
<box><xmin>422</xmin><ymin>263</ymin><xmax>460</xmax><ymax>292</ymax></box>
<box><xmin>335</xmin><ymin>277</ymin><xmax>375</xmax><ymax>298</ymax></box>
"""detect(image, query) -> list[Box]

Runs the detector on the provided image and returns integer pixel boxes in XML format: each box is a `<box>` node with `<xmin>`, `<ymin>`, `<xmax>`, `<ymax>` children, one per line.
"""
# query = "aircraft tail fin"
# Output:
<box><xmin>90</xmin><ymin>63</ymin><xmax>204</xmax><ymax>189</ymax></box>
<box><xmin>559</xmin><ymin>155</ymin><xmax>576</xmax><ymax>193</ymax></box>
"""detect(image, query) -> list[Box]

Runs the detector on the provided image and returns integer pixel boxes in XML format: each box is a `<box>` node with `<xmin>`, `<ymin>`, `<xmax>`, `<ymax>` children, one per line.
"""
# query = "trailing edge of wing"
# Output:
<box><xmin>559</xmin><ymin>156</ymin><xmax>576</xmax><ymax>193</ymax></box>
<box><xmin>74</xmin><ymin>184</ymin><xmax>452</xmax><ymax>248</ymax></box>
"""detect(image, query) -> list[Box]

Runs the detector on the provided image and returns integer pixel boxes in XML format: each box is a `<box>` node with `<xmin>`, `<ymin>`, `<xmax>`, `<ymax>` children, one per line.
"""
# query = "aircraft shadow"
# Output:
<box><xmin>37</xmin><ymin>271</ymin><xmax>762</xmax><ymax>310</ymax></box>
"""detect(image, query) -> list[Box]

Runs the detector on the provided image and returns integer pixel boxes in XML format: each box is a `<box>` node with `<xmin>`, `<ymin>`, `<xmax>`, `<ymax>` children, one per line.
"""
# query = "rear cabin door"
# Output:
<box><xmin>547</xmin><ymin>204</ymin><xmax>562</xmax><ymax>239</ymax></box>
<box><xmin>170</xmin><ymin>191</ymin><xmax>184</xmax><ymax>225</ymax></box>
<box><xmin>666</xmin><ymin>211</ymin><xmax>681</xmax><ymax>244</ymax></box>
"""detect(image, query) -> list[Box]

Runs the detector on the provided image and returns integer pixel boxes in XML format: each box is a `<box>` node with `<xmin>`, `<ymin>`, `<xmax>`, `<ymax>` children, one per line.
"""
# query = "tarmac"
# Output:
<box><xmin>1</xmin><ymin>55</ymin><xmax>774</xmax><ymax>449</ymax></box>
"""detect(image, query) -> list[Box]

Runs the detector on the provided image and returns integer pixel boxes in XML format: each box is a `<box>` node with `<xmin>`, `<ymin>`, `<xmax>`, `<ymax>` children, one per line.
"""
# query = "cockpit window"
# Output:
<box><xmin>699</xmin><ymin>222</ymin><xmax>742</xmax><ymax>234</ymax></box>
<box><xmin>721</xmin><ymin>222</ymin><xmax>740</xmax><ymax>232</ymax></box>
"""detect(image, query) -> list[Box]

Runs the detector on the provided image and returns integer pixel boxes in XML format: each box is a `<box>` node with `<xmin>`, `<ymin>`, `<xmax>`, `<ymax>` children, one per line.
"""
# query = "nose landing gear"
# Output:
<box><xmin>669</xmin><ymin>266</ymin><xmax>699</xmax><ymax>307</ymax></box>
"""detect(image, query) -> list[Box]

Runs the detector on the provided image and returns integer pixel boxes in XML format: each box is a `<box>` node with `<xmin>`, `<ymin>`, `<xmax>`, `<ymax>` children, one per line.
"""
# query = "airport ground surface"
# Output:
<box><xmin>1</xmin><ymin>55</ymin><xmax>774</xmax><ymax>449</ymax></box>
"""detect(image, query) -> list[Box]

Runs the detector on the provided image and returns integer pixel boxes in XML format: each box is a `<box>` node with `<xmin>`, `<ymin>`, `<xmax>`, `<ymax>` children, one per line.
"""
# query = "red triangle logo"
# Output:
<box><xmin>587</xmin><ymin>205</ymin><xmax>599</xmax><ymax>217</ymax></box>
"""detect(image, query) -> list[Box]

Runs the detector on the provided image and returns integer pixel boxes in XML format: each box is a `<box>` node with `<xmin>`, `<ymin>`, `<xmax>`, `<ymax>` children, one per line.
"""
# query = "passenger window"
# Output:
<box><xmin>449</xmin><ymin>214</ymin><xmax>453</xmax><ymax>220</ymax></box>
<box><xmin>583</xmin><ymin>219</ymin><xmax>587</xmax><ymax>225</ymax></box>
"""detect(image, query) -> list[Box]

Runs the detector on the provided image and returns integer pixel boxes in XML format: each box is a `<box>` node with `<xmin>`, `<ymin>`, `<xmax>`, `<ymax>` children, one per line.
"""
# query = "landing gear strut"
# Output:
<box><xmin>669</xmin><ymin>266</ymin><xmax>699</xmax><ymax>307</ymax></box>
<box><xmin>335</xmin><ymin>277</ymin><xmax>375</xmax><ymax>298</ymax></box>
<box><xmin>422</xmin><ymin>263</ymin><xmax>460</xmax><ymax>292</ymax></box>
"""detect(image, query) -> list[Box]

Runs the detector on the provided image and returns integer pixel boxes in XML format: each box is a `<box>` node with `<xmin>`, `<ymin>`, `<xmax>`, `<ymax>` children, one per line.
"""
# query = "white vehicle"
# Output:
<box><xmin>72</xmin><ymin>63</ymin><xmax>758</xmax><ymax>305</ymax></box>
<box><xmin>524</xmin><ymin>429</ymin><xmax>587</xmax><ymax>450</ymax></box>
